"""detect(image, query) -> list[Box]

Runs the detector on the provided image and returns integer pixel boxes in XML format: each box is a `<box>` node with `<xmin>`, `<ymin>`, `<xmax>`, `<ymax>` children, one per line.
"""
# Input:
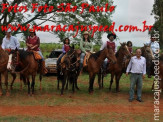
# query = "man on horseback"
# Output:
<box><xmin>100</xmin><ymin>33</ymin><xmax>117</xmax><ymax>75</ymax></box>
<box><xmin>1</xmin><ymin>29</ymin><xmax>20</xmax><ymax>70</ymax></box>
<box><xmin>79</xmin><ymin>31</ymin><xmax>93</xmax><ymax>72</ymax></box>
<box><xmin>1</xmin><ymin>29</ymin><xmax>20</xmax><ymax>51</ymax></box>
<box><xmin>26</xmin><ymin>28</ymin><xmax>47</xmax><ymax>75</ymax></box>
<box><xmin>146</xmin><ymin>34</ymin><xmax>160</xmax><ymax>78</ymax></box>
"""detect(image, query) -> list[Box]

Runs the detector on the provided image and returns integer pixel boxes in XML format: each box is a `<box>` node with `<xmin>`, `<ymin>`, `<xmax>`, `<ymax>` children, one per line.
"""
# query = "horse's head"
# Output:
<box><xmin>119</xmin><ymin>42</ymin><xmax>131</xmax><ymax>59</ymax></box>
<box><xmin>9</xmin><ymin>48</ymin><xmax>20</xmax><ymax>72</ymax></box>
<box><xmin>105</xmin><ymin>46</ymin><xmax>117</xmax><ymax>64</ymax></box>
<box><xmin>142</xmin><ymin>44</ymin><xmax>154</xmax><ymax>59</ymax></box>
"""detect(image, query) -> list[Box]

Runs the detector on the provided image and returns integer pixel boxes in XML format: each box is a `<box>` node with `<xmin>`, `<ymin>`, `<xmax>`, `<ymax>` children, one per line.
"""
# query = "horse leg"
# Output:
<box><xmin>61</xmin><ymin>75</ymin><xmax>66</xmax><ymax>95</ymax></box>
<box><xmin>57</xmin><ymin>77</ymin><xmax>60</xmax><ymax>90</ymax></box>
<box><xmin>0</xmin><ymin>73</ymin><xmax>2</xmax><ymax>96</ymax></box>
<box><xmin>102</xmin><ymin>74</ymin><xmax>104</xmax><ymax>88</ymax></box>
<box><xmin>31</xmin><ymin>75</ymin><xmax>35</xmax><ymax>95</ymax></box>
<box><xmin>75</xmin><ymin>76</ymin><xmax>80</xmax><ymax>90</ymax></box>
<box><xmin>3</xmin><ymin>71</ymin><xmax>9</xmax><ymax>96</ymax></box>
<box><xmin>39</xmin><ymin>74</ymin><xmax>42</xmax><ymax>91</ymax></box>
<box><xmin>98</xmin><ymin>73</ymin><xmax>102</xmax><ymax>89</ymax></box>
<box><xmin>10</xmin><ymin>73</ymin><xmax>16</xmax><ymax>90</ymax></box>
<box><xmin>115</xmin><ymin>73</ymin><xmax>122</xmax><ymax>92</ymax></box>
<box><xmin>65</xmin><ymin>77</ymin><xmax>69</xmax><ymax>90</ymax></box>
<box><xmin>109</xmin><ymin>73</ymin><xmax>114</xmax><ymax>91</ymax></box>
<box><xmin>89</xmin><ymin>73</ymin><xmax>95</xmax><ymax>93</ymax></box>
<box><xmin>72</xmin><ymin>76</ymin><xmax>75</xmax><ymax>93</ymax></box>
<box><xmin>27</xmin><ymin>76</ymin><xmax>30</xmax><ymax>95</ymax></box>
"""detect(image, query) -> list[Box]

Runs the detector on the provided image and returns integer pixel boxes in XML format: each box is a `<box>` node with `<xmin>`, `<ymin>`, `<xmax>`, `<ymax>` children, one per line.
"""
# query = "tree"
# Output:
<box><xmin>151</xmin><ymin>0</ymin><xmax>163</xmax><ymax>49</ymax></box>
<box><xmin>0</xmin><ymin>0</ymin><xmax>115</xmax><ymax>44</ymax></box>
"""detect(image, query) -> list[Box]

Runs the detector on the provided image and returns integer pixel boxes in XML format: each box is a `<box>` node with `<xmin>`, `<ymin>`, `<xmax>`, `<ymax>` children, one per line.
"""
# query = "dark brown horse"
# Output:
<box><xmin>99</xmin><ymin>42</ymin><xmax>131</xmax><ymax>92</ymax></box>
<box><xmin>10</xmin><ymin>49</ymin><xmax>42</xmax><ymax>95</ymax></box>
<box><xmin>57</xmin><ymin>47</ymin><xmax>81</xmax><ymax>95</ymax></box>
<box><xmin>141</xmin><ymin>44</ymin><xmax>154</xmax><ymax>77</ymax></box>
<box><xmin>87</xmin><ymin>46</ymin><xmax>117</xmax><ymax>93</ymax></box>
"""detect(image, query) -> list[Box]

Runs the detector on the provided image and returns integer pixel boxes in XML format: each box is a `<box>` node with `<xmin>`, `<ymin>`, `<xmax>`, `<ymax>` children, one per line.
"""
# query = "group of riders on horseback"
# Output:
<box><xmin>0</xmin><ymin>28</ymin><xmax>162</xmax><ymax>98</ymax></box>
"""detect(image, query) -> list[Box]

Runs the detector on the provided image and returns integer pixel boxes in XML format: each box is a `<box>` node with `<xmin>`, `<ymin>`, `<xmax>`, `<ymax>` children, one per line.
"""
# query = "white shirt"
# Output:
<box><xmin>126</xmin><ymin>56</ymin><xmax>146</xmax><ymax>75</ymax></box>
<box><xmin>2</xmin><ymin>36</ymin><xmax>20</xmax><ymax>50</ymax></box>
<box><xmin>146</xmin><ymin>41</ymin><xmax>160</xmax><ymax>54</ymax></box>
<box><xmin>100</xmin><ymin>39</ymin><xmax>117</xmax><ymax>52</ymax></box>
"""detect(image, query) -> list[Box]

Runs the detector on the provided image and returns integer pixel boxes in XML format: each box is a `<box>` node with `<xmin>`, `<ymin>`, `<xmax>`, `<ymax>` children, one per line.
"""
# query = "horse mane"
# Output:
<box><xmin>90</xmin><ymin>50</ymin><xmax>102</xmax><ymax>60</ymax></box>
<box><xmin>17</xmin><ymin>50</ymin><xmax>33</xmax><ymax>59</ymax></box>
<box><xmin>115</xmin><ymin>42</ymin><xmax>127</xmax><ymax>58</ymax></box>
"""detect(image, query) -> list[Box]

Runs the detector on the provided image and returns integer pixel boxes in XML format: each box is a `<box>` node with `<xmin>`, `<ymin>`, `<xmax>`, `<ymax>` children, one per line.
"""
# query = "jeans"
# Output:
<box><xmin>129</xmin><ymin>73</ymin><xmax>143</xmax><ymax>100</ymax></box>
<box><xmin>80</xmin><ymin>53</ymin><xmax>85</xmax><ymax>70</ymax></box>
<box><xmin>57</xmin><ymin>53</ymin><xmax>65</xmax><ymax>64</ymax></box>
<box><xmin>38</xmin><ymin>51</ymin><xmax>44</xmax><ymax>61</ymax></box>
<box><xmin>103</xmin><ymin>58</ymin><xmax>108</xmax><ymax>69</ymax></box>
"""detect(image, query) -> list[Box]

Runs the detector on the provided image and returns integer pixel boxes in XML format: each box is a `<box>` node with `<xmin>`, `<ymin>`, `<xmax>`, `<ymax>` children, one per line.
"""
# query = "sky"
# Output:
<box><xmin>15</xmin><ymin>0</ymin><xmax>155</xmax><ymax>47</ymax></box>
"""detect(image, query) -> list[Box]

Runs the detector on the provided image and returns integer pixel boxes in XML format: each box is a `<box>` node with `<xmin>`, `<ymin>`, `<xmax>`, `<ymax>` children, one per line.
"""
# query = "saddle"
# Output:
<box><xmin>33</xmin><ymin>51</ymin><xmax>42</xmax><ymax>60</ymax></box>
<box><xmin>83</xmin><ymin>52</ymin><xmax>91</xmax><ymax>67</ymax></box>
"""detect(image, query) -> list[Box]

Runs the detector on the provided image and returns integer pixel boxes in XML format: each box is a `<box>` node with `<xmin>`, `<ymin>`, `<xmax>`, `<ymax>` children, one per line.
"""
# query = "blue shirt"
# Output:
<box><xmin>2</xmin><ymin>36</ymin><xmax>20</xmax><ymax>50</ymax></box>
<box><xmin>126</xmin><ymin>56</ymin><xmax>146</xmax><ymax>75</ymax></box>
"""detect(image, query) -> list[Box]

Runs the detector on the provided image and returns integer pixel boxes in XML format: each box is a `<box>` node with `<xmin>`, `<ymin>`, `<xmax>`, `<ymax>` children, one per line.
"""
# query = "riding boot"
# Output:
<box><xmin>79</xmin><ymin>63</ymin><xmax>83</xmax><ymax>75</ymax></box>
<box><xmin>41</xmin><ymin>61</ymin><xmax>48</xmax><ymax>75</ymax></box>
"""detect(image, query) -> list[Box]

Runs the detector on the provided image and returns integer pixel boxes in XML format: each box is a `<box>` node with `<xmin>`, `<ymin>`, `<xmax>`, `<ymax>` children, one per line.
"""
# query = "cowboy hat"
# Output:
<box><xmin>107</xmin><ymin>33</ymin><xmax>116</xmax><ymax>39</ymax></box>
<box><xmin>83</xmin><ymin>31</ymin><xmax>90</xmax><ymax>36</ymax></box>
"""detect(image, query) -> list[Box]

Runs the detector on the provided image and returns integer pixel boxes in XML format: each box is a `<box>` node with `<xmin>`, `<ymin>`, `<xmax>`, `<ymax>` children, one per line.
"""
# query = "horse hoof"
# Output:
<box><xmin>10</xmin><ymin>87</ymin><xmax>13</xmax><ymax>90</ymax></box>
<box><xmin>0</xmin><ymin>93</ymin><xmax>3</xmax><ymax>96</ymax></box>
<box><xmin>76</xmin><ymin>88</ymin><xmax>80</xmax><ymax>91</ymax></box>
<box><xmin>89</xmin><ymin>91</ymin><xmax>94</xmax><ymax>94</ymax></box>
<box><xmin>6</xmin><ymin>92</ymin><xmax>10</xmax><ymax>96</ymax></box>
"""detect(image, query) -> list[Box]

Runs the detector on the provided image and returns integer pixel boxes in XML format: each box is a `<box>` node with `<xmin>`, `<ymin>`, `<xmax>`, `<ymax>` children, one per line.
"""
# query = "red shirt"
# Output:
<box><xmin>64</xmin><ymin>44</ymin><xmax>70</xmax><ymax>53</ymax></box>
<box><xmin>26</xmin><ymin>36</ymin><xmax>40</xmax><ymax>51</ymax></box>
<box><xmin>128</xmin><ymin>47</ymin><xmax>132</xmax><ymax>53</ymax></box>
<box><xmin>107</xmin><ymin>41</ymin><xmax>115</xmax><ymax>52</ymax></box>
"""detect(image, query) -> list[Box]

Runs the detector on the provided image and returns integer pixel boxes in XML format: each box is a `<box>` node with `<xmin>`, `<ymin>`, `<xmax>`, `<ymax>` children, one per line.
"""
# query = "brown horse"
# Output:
<box><xmin>0</xmin><ymin>46</ymin><xmax>9</xmax><ymax>96</ymax></box>
<box><xmin>87</xmin><ymin>46</ymin><xmax>117</xmax><ymax>93</ymax></box>
<box><xmin>10</xmin><ymin>48</ymin><xmax>42</xmax><ymax>95</ymax></box>
<box><xmin>99</xmin><ymin>42</ymin><xmax>131</xmax><ymax>92</ymax></box>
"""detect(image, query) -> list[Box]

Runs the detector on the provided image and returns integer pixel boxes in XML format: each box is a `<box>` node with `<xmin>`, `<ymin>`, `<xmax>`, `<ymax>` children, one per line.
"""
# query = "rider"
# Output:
<box><xmin>57</xmin><ymin>38</ymin><xmax>71</xmax><ymax>64</ymax></box>
<box><xmin>100</xmin><ymin>33</ymin><xmax>117</xmax><ymax>72</ymax></box>
<box><xmin>146</xmin><ymin>34</ymin><xmax>160</xmax><ymax>78</ymax></box>
<box><xmin>26</xmin><ymin>28</ymin><xmax>47</xmax><ymax>74</ymax></box>
<box><xmin>79</xmin><ymin>31</ymin><xmax>93</xmax><ymax>71</ymax></box>
<box><xmin>1</xmin><ymin>29</ymin><xmax>20</xmax><ymax>51</ymax></box>
<box><xmin>127</xmin><ymin>41</ymin><xmax>133</xmax><ymax>54</ymax></box>
<box><xmin>1</xmin><ymin>29</ymin><xmax>20</xmax><ymax>69</ymax></box>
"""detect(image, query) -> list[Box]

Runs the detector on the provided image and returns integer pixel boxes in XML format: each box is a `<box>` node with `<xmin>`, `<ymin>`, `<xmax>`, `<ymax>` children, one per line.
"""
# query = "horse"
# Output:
<box><xmin>87</xmin><ymin>46</ymin><xmax>117</xmax><ymax>93</ymax></box>
<box><xmin>10</xmin><ymin>48</ymin><xmax>42</xmax><ymax>95</ymax></box>
<box><xmin>0</xmin><ymin>46</ymin><xmax>9</xmax><ymax>96</ymax></box>
<box><xmin>141</xmin><ymin>44</ymin><xmax>154</xmax><ymax>78</ymax></box>
<box><xmin>57</xmin><ymin>47</ymin><xmax>81</xmax><ymax>95</ymax></box>
<box><xmin>99</xmin><ymin>42</ymin><xmax>131</xmax><ymax>92</ymax></box>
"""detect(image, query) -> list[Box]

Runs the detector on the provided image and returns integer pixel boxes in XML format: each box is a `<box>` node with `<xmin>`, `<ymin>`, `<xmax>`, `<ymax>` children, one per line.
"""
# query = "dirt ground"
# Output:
<box><xmin>0</xmin><ymin>74</ymin><xmax>162</xmax><ymax>121</ymax></box>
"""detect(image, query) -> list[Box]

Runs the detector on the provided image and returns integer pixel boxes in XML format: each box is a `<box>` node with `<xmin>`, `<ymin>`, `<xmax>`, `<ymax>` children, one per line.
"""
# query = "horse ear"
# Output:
<box><xmin>119</xmin><ymin>42</ymin><xmax>122</xmax><ymax>45</ymax></box>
